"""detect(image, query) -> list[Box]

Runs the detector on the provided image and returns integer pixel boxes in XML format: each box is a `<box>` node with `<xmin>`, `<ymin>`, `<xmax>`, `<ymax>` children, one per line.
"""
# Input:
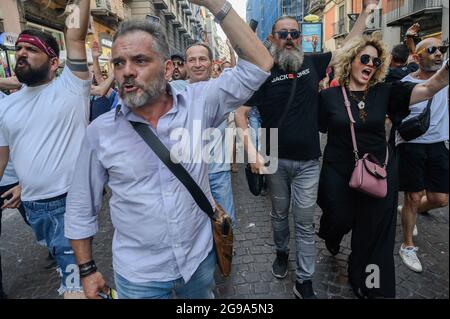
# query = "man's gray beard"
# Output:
<box><xmin>423</xmin><ymin>60</ymin><xmax>442</xmax><ymax>72</ymax></box>
<box><xmin>119</xmin><ymin>75</ymin><xmax>166</xmax><ymax>109</ymax></box>
<box><xmin>271</xmin><ymin>45</ymin><xmax>304</xmax><ymax>73</ymax></box>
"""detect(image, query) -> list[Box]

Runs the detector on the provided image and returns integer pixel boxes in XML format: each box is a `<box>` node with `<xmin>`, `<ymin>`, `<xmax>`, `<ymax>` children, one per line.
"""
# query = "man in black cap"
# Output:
<box><xmin>171</xmin><ymin>53</ymin><xmax>187</xmax><ymax>81</ymax></box>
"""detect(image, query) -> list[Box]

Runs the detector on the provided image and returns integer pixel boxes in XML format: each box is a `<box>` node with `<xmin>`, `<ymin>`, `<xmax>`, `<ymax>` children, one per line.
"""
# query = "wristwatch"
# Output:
<box><xmin>214</xmin><ymin>1</ymin><xmax>232</xmax><ymax>24</ymax></box>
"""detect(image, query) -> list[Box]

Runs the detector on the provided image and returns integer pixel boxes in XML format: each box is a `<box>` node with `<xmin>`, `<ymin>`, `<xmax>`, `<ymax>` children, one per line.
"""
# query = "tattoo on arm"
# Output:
<box><xmin>66</xmin><ymin>58</ymin><xmax>89</xmax><ymax>72</ymax></box>
<box><xmin>234</xmin><ymin>46</ymin><xmax>248</xmax><ymax>61</ymax></box>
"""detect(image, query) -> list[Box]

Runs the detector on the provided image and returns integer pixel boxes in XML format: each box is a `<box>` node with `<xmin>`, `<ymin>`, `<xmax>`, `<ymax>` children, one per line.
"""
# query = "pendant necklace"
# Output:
<box><xmin>348</xmin><ymin>88</ymin><xmax>369</xmax><ymax>123</ymax></box>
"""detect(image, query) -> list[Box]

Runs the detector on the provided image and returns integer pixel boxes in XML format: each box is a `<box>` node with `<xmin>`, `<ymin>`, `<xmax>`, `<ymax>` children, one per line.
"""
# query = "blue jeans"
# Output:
<box><xmin>209</xmin><ymin>171</ymin><xmax>236</xmax><ymax>225</ymax></box>
<box><xmin>265</xmin><ymin>158</ymin><xmax>320</xmax><ymax>283</ymax></box>
<box><xmin>248</xmin><ymin>107</ymin><xmax>262</xmax><ymax>152</ymax></box>
<box><xmin>114</xmin><ymin>249</ymin><xmax>216</xmax><ymax>299</ymax></box>
<box><xmin>22</xmin><ymin>196</ymin><xmax>82</xmax><ymax>294</ymax></box>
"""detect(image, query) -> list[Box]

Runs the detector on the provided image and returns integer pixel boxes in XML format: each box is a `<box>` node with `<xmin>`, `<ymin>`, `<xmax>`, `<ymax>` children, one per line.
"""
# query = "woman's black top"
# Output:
<box><xmin>319</xmin><ymin>81</ymin><xmax>416</xmax><ymax>165</ymax></box>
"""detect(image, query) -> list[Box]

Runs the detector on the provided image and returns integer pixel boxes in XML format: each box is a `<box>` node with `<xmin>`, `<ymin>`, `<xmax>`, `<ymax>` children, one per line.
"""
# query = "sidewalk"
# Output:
<box><xmin>0</xmin><ymin>166</ymin><xmax>448</xmax><ymax>299</ymax></box>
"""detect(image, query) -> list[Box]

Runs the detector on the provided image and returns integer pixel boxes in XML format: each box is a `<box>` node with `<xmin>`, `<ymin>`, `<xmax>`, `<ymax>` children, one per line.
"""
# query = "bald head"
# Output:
<box><xmin>415</xmin><ymin>37</ymin><xmax>445</xmax><ymax>73</ymax></box>
<box><xmin>416</xmin><ymin>37</ymin><xmax>442</xmax><ymax>54</ymax></box>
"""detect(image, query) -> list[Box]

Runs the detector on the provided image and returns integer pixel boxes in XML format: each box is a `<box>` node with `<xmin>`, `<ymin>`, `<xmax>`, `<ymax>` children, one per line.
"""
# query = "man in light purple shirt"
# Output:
<box><xmin>65</xmin><ymin>0</ymin><xmax>273</xmax><ymax>299</ymax></box>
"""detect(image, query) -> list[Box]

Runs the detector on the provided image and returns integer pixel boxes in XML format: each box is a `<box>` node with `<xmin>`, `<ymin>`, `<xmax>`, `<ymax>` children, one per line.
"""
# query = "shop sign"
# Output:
<box><xmin>0</xmin><ymin>32</ymin><xmax>19</xmax><ymax>47</ymax></box>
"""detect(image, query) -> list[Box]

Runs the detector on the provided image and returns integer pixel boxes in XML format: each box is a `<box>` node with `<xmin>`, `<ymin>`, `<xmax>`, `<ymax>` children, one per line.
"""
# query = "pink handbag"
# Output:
<box><xmin>342</xmin><ymin>87</ymin><xmax>388</xmax><ymax>199</ymax></box>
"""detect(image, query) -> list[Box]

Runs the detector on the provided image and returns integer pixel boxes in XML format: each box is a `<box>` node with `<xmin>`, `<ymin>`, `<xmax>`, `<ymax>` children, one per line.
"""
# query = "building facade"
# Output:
<box><xmin>0</xmin><ymin>0</ymin><xmax>214</xmax><ymax>78</ymax></box>
<box><xmin>310</xmin><ymin>0</ymin><xmax>448</xmax><ymax>52</ymax></box>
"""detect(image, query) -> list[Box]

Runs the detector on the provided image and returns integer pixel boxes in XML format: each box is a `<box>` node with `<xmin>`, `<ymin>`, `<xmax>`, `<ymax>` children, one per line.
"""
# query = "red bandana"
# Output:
<box><xmin>15</xmin><ymin>34</ymin><xmax>58</xmax><ymax>58</ymax></box>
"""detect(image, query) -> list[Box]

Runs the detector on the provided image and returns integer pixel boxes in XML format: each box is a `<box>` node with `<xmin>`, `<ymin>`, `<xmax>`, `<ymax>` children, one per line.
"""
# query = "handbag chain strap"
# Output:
<box><xmin>341</xmin><ymin>86</ymin><xmax>389</xmax><ymax>167</ymax></box>
<box><xmin>129</xmin><ymin>120</ymin><xmax>216</xmax><ymax>220</ymax></box>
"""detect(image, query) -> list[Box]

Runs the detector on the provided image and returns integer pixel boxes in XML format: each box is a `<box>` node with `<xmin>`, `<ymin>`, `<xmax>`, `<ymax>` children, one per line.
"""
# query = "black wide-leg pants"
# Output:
<box><xmin>317</xmin><ymin>158</ymin><xmax>398</xmax><ymax>298</ymax></box>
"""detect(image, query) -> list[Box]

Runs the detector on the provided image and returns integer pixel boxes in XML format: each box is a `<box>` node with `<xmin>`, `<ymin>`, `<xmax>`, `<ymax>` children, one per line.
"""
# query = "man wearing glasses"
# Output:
<box><xmin>397</xmin><ymin>38</ymin><xmax>449</xmax><ymax>274</ymax></box>
<box><xmin>240</xmin><ymin>0</ymin><xmax>378</xmax><ymax>299</ymax></box>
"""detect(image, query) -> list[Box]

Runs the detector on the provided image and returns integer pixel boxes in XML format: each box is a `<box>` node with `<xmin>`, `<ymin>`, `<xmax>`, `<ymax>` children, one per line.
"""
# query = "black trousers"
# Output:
<box><xmin>0</xmin><ymin>182</ymin><xmax>28</xmax><ymax>294</ymax></box>
<box><xmin>317</xmin><ymin>159</ymin><xmax>398</xmax><ymax>298</ymax></box>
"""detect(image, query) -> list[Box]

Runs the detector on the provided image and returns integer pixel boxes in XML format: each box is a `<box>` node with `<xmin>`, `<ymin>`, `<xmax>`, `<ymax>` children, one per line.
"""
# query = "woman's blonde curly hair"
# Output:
<box><xmin>334</xmin><ymin>34</ymin><xmax>391</xmax><ymax>88</ymax></box>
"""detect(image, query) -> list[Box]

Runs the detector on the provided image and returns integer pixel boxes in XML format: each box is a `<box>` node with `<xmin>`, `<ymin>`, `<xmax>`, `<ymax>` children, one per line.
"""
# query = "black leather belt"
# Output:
<box><xmin>35</xmin><ymin>193</ymin><xmax>68</xmax><ymax>203</ymax></box>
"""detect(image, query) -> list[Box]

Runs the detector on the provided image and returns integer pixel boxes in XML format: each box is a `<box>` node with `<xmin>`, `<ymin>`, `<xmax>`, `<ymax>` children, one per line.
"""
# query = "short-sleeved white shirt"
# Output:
<box><xmin>396</xmin><ymin>74</ymin><xmax>449</xmax><ymax>145</ymax></box>
<box><xmin>0</xmin><ymin>91</ymin><xmax>18</xmax><ymax>187</ymax></box>
<box><xmin>0</xmin><ymin>67</ymin><xmax>91</xmax><ymax>200</ymax></box>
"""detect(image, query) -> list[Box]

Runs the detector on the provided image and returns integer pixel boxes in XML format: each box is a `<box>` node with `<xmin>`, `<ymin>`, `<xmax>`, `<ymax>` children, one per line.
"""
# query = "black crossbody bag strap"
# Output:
<box><xmin>130</xmin><ymin>121</ymin><xmax>215</xmax><ymax>219</ymax></box>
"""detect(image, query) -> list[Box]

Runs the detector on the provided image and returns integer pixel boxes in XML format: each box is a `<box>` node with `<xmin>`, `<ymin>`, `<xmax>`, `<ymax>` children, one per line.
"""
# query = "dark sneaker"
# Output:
<box><xmin>293</xmin><ymin>280</ymin><xmax>317</xmax><ymax>299</ymax></box>
<box><xmin>325</xmin><ymin>239</ymin><xmax>340</xmax><ymax>256</ymax></box>
<box><xmin>272</xmin><ymin>251</ymin><xmax>288</xmax><ymax>279</ymax></box>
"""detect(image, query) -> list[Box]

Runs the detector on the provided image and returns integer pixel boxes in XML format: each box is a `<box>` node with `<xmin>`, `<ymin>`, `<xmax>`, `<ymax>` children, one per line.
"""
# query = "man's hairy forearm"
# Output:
<box><xmin>71</xmin><ymin>238</ymin><xmax>94</xmax><ymax>265</ymax></box>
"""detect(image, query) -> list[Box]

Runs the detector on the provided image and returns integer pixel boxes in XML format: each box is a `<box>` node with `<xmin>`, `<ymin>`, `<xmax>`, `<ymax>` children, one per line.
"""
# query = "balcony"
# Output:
<box><xmin>153</xmin><ymin>0</ymin><xmax>168</xmax><ymax>10</ymax></box>
<box><xmin>184</xmin><ymin>7</ymin><xmax>193</xmax><ymax>16</ymax></box>
<box><xmin>91</xmin><ymin>0</ymin><xmax>120</xmax><ymax>24</ymax></box>
<box><xmin>172</xmin><ymin>19</ymin><xmax>182</xmax><ymax>27</ymax></box>
<box><xmin>163</xmin><ymin>10</ymin><xmax>176</xmax><ymax>20</ymax></box>
<box><xmin>386</xmin><ymin>0</ymin><xmax>443</xmax><ymax>26</ymax></box>
<box><xmin>179</xmin><ymin>0</ymin><xmax>189</xmax><ymax>9</ymax></box>
<box><xmin>309</xmin><ymin>0</ymin><xmax>326</xmax><ymax>14</ymax></box>
<box><xmin>178</xmin><ymin>26</ymin><xmax>188</xmax><ymax>34</ymax></box>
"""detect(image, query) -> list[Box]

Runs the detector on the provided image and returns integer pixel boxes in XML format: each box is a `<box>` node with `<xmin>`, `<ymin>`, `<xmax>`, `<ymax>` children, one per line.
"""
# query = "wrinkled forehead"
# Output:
<box><xmin>112</xmin><ymin>31</ymin><xmax>158</xmax><ymax>58</ymax></box>
<box><xmin>274</xmin><ymin>18</ymin><xmax>300</xmax><ymax>32</ymax></box>
<box><xmin>186</xmin><ymin>45</ymin><xmax>210</xmax><ymax>60</ymax></box>
<box><xmin>358</xmin><ymin>45</ymin><xmax>379</xmax><ymax>57</ymax></box>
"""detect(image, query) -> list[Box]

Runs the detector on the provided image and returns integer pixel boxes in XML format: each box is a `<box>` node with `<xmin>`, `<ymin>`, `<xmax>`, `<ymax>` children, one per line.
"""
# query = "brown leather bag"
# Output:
<box><xmin>211</xmin><ymin>203</ymin><xmax>233</xmax><ymax>276</ymax></box>
<box><xmin>130</xmin><ymin>120</ymin><xmax>234</xmax><ymax>277</ymax></box>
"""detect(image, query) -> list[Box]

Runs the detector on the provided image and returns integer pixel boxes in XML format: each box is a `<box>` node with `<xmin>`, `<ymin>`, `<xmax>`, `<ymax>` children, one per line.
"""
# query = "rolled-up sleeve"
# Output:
<box><xmin>203</xmin><ymin>59</ymin><xmax>270</xmax><ymax>127</ymax></box>
<box><xmin>65</xmin><ymin>129</ymin><xmax>108</xmax><ymax>240</ymax></box>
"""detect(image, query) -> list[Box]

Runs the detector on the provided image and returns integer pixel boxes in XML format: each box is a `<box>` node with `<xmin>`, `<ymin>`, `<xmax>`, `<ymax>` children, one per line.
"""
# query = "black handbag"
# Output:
<box><xmin>245</xmin><ymin>164</ymin><xmax>264</xmax><ymax>196</ymax></box>
<box><xmin>397</xmin><ymin>98</ymin><xmax>433</xmax><ymax>141</ymax></box>
<box><xmin>244</xmin><ymin>76</ymin><xmax>298</xmax><ymax>196</ymax></box>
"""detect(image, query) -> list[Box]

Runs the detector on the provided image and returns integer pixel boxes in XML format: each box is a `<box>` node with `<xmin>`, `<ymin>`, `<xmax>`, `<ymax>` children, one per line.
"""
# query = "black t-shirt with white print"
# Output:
<box><xmin>246</xmin><ymin>52</ymin><xmax>332</xmax><ymax>161</ymax></box>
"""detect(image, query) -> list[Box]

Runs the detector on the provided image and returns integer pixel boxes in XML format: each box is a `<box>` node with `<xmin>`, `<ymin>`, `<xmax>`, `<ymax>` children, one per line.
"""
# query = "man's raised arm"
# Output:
<box><xmin>65</xmin><ymin>0</ymin><xmax>91</xmax><ymax>80</ymax></box>
<box><xmin>189</xmin><ymin>0</ymin><xmax>273</xmax><ymax>72</ymax></box>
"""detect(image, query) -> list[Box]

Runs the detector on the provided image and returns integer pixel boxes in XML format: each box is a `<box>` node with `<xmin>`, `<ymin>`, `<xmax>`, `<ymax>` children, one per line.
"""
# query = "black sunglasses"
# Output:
<box><xmin>360</xmin><ymin>54</ymin><xmax>382</xmax><ymax>69</ymax></box>
<box><xmin>275</xmin><ymin>30</ymin><xmax>301</xmax><ymax>40</ymax></box>
<box><xmin>418</xmin><ymin>45</ymin><xmax>449</xmax><ymax>55</ymax></box>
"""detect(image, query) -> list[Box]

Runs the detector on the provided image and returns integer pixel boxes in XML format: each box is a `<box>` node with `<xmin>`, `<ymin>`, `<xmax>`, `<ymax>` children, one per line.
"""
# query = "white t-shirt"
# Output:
<box><xmin>0</xmin><ymin>91</ymin><xmax>19</xmax><ymax>187</ymax></box>
<box><xmin>396</xmin><ymin>74</ymin><xmax>449</xmax><ymax>145</ymax></box>
<box><xmin>0</xmin><ymin>67</ymin><xmax>91</xmax><ymax>200</ymax></box>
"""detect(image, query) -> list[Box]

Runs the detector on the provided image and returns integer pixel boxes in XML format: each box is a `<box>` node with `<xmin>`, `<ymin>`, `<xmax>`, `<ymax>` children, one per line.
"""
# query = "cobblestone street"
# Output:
<box><xmin>1</xmin><ymin>159</ymin><xmax>448</xmax><ymax>299</ymax></box>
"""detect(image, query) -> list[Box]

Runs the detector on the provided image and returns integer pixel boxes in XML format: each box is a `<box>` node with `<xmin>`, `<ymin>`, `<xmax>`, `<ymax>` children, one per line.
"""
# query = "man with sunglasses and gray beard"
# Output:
<box><xmin>240</xmin><ymin>1</ymin><xmax>379</xmax><ymax>299</ymax></box>
<box><xmin>396</xmin><ymin>38</ymin><xmax>449</xmax><ymax>274</ymax></box>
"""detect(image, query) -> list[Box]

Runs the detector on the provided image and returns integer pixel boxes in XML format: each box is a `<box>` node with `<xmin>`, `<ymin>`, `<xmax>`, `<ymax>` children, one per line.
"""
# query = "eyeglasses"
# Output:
<box><xmin>275</xmin><ymin>30</ymin><xmax>301</xmax><ymax>40</ymax></box>
<box><xmin>173</xmin><ymin>61</ymin><xmax>184</xmax><ymax>67</ymax></box>
<box><xmin>360</xmin><ymin>54</ymin><xmax>382</xmax><ymax>69</ymax></box>
<box><xmin>417</xmin><ymin>45</ymin><xmax>449</xmax><ymax>55</ymax></box>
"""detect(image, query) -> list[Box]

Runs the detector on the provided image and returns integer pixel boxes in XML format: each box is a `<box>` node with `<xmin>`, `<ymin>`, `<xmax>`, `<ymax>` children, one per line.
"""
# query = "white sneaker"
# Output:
<box><xmin>399</xmin><ymin>244</ymin><xmax>423</xmax><ymax>272</ymax></box>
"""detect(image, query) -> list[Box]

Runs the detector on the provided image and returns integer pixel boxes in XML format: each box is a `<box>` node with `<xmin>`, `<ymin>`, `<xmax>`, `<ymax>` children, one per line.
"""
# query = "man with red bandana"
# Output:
<box><xmin>0</xmin><ymin>0</ymin><xmax>91</xmax><ymax>298</ymax></box>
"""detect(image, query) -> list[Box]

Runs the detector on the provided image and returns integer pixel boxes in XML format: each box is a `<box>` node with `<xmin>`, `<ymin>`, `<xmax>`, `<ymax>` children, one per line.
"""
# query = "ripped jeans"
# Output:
<box><xmin>22</xmin><ymin>195</ymin><xmax>82</xmax><ymax>294</ymax></box>
<box><xmin>265</xmin><ymin>158</ymin><xmax>320</xmax><ymax>283</ymax></box>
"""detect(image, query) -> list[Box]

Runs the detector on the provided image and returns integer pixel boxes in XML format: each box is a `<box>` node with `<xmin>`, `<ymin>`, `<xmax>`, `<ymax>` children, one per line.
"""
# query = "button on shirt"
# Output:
<box><xmin>65</xmin><ymin>59</ymin><xmax>270</xmax><ymax>283</ymax></box>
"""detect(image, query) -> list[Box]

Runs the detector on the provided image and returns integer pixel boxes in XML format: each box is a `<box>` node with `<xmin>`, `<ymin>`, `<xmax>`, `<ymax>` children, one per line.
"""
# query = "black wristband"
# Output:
<box><xmin>78</xmin><ymin>260</ymin><xmax>97</xmax><ymax>278</ymax></box>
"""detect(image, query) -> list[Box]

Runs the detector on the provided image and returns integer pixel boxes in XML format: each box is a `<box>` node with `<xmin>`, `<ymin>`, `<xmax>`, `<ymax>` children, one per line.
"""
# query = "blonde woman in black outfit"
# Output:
<box><xmin>317</xmin><ymin>35</ymin><xmax>449</xmax><ymax>298</ymax></box>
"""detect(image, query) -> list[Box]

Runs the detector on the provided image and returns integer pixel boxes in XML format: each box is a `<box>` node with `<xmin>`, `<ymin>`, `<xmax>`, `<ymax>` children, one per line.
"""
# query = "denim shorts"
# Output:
<box><xmin>22</xmin><ymin>196</ymin><xmax>82</xmax><ymax>294</ymax></box>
